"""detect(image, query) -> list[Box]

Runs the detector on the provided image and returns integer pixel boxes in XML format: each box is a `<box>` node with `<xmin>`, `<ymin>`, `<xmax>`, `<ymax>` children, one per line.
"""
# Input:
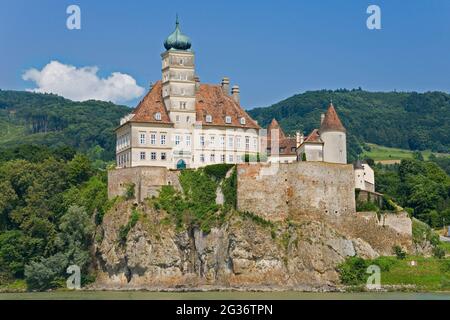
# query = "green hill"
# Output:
<box><xmin>0</xmin><ymin>90</ymin><xmax>131</xmax><ymax>160</ymax></box>
<box><xmin>248</xmin><ymin>89</ymin><xmax>450</xmax><ymax>162</ymax></box>
<box><xmin>2</xmin><ymin>88</ymin><xmax>450</xmax><ymax>164</ymax></box>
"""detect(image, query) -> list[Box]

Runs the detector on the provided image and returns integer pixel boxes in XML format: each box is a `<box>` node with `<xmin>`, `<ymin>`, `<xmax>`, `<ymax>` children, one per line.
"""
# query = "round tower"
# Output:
<box><xmin>319</xmin><ymin>102</ymin><xmax>347</xmax><ymax>164</ymax></box>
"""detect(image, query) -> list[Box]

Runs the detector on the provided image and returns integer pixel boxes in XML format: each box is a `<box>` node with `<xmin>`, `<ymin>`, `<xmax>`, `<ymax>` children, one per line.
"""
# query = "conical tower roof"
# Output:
<box><xmin>267</xmin><ymin>118</ymin><xmax>286</xmax><ymax>138</ymax></box>
<box><xmin>320</xmin><ymin>102</ymin><xmax>346</xmax><ymax>133</ymax></box>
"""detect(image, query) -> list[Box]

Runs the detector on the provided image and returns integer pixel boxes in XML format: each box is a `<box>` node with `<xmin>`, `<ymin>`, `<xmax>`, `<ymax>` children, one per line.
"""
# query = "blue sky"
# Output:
<box><xmin>0</xmin><ymin>0</ymin><xmax>449</xmax><ymax>108</ymax></box>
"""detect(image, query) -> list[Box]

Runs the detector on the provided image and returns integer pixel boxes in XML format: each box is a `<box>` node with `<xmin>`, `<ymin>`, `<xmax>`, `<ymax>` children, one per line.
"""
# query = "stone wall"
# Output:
<box><xmin>357</xmin><ymin>189</ymin><xmax>383</xmax><ymax>207</ymax></box>
<box><xmin>108</xmin><ymin>166</ymin><xmax>180</xmax><ymax>202</ymax></box>
<box><xmin>236</xmin><ymin>162</ymin><xmax>356</xmax><ymax>222</ymax></box>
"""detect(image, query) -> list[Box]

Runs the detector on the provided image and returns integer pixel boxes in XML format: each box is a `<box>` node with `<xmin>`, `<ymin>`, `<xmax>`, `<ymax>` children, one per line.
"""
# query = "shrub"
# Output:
<box><xmin>393</xmin><ymin>245</ymin><xmax>406</xmax><ymax>260</ymax></box>
<box><xmin>124</xmin><ymin>182</ymin><xmax>135</xmax><ymax>200</ymax></box>
<box><xmin>356</xmin><ymin>200</ymin><xmax>379</xmax><ymax>212</ymax></box>
<box><xmin>203</xmin><ymin>164</ymin><xmax>234</xmax><ymax>181</ymax></box>
<box><xmin>433</xmin><ymin>246</ymin><xmax>446</xmax><ymax>259</ymax></box>
<box><xmin>222</xmin><ymin>167</ymin><xmax>237</xmax><ymax>209</ymax></box>
<box><xmin>440</xmin><ymin>259</ymin><xmax>450</xmax><ymax>272</ymax></box>
<box><xmin>118</xmin><ymin>209</ymin><xmax>140</xmax><ymax>244</ymax></box>
<box><xmin>336</xmin><ymin>257</ymin><xmax>369</xmax><ymax>285</ymax></box>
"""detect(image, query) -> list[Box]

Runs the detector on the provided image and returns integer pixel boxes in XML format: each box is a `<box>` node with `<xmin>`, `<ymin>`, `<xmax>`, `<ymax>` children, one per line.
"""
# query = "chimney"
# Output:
<box><xmin>194</xmin><ymin>75</ymin><xmax>200</xmax><ymax>92</ymax></box>
<box><xmin>320</xmin><ymin>113</ymin><xmax>325</xmax><ymax>125</ymax></box>
<box><xmin>231</xmin><ymin>85</ymin><xmax>240</xmax><ymax>104</ymax></box>
<box><xmin>221</xmin><ymin>77</ymin><xmax>230</xmax><ymax>95</ymax></box>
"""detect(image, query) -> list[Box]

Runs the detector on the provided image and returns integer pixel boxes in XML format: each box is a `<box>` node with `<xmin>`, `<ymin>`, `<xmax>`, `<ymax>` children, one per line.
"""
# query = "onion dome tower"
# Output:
<box><xmin>163</xmin><ymin>15</ymin><xmax>192</xmax><ymax>51</ymax></box>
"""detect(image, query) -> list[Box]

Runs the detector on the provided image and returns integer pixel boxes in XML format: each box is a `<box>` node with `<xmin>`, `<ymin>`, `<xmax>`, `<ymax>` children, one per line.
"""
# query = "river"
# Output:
<box><xmin>1</xmin><ymin>291</ymin><xmax>450</xmax><ymax>300</ymax></box>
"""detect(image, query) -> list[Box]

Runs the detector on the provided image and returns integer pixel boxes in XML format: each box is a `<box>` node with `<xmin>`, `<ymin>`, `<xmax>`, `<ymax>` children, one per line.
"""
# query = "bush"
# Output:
<box><xmin>118</xmin><ymin>209</ymin><xmax>140</xmax><ymax>244</ymax></box>
<box><xmin>203</xmin><ymin>164</ymin><xmax>234</xmax><ymax>181</ymax></box>
<box><xmin>222</xmin><ymin>167</ymin><xmax>237</xmax><ymax>209</ymax></box>
<box><xmin>393</xmin><ymin>245</ymin><xmax>406</xmax><ymax>260</ymax></box>
<box><xmin>433</xmin><ymin>246</ymin><xmax>446</xmax><ymax>259</ymax></box>
<box><xmin>336</xmin><ymin>257</ymin><xmax>369</xmax><ymax>285</ymax></box>
<box><xmin>124</xmin><ymin>183</ymin><xmax>135</xmax><ymax>200</ymax></box>
<box><xmin>356</xmin><ymin>200</ymin><xmax>379</xmax><ymax>212</ymax></box>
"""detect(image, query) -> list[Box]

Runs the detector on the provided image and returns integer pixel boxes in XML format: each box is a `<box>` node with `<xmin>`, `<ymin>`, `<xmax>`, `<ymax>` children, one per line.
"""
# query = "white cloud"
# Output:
<box><xmin>22</xmin><ymin>60</ymin><xmax>145</xmax><ymax>104</ymax></box>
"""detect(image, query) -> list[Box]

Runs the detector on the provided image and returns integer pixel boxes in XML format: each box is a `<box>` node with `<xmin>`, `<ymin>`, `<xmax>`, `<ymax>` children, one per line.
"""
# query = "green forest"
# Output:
<box><xmin>0</xmin><ymin>90</ymin><xmax>130</xmax><ymax>161</ymax></box>
<box><xmin>249</xmin><ymin>89</ymin><xmax>450</xmax><ymax>162</ymax></box>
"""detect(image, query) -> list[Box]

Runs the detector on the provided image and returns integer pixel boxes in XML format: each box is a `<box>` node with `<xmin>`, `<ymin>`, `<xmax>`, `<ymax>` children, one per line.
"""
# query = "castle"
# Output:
<box><xmin>115</xmin><ymin>18</ymin><xmax>351</xmax><ymax>169</ymax></box>
<box><xmin>112</xmin><ymin>18</ymin><xmax>375</xmax><ymax>201</ymax></box>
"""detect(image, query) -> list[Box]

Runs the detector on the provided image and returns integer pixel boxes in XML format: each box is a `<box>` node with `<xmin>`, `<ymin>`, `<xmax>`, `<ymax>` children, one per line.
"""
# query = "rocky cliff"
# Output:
<box><xmin>93</xmin><ymin>199</ymin><xmax>411</xmax><ymax>291</ymax></box>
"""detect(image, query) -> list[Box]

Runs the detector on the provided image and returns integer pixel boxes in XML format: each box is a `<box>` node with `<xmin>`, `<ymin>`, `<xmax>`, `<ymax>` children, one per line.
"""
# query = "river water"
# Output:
<box><xmin>1</xmin><ymin>291</ymin><xmax>450</xmax><ymax>300</ymax></box>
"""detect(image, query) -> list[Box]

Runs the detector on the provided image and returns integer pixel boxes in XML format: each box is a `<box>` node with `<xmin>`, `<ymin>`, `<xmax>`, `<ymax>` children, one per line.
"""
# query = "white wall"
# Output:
<box><xmin>321</xmin><ymin>131</ymin><xmax>347</xmax><ymax>164</ymax></box>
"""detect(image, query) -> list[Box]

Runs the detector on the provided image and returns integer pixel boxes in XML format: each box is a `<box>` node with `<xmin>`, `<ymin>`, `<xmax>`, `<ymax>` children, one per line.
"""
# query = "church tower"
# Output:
<box><xmin>161</xmin><ymin>16</ymin><xmax>196</xmax><ymax>130</ymax></box>
<box><xmin>319</xmin><ymin>102</ymin><xmax>347</xmax><ymax>164</ymax></box>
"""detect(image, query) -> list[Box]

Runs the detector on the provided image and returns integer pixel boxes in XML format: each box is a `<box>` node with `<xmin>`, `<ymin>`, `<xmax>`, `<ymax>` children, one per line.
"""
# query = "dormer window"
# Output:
<box><xmin>240</xmin><ymin>117</ymin><xmax>246</xmax><ymax>125</ymax></box>
<box><xmin>154</xmin><ymin>112</ymin><xmax>161</xmax><ymax>121</ymax></box>
<box><xmin>206</xmin><ymin>115</ymin><xmax>212</xmax><ymax>123</ymax></box>
<box><xmin>225</xmin><ymin>116</ymin><xmax>232</xmax><ymax>124</ymax></box>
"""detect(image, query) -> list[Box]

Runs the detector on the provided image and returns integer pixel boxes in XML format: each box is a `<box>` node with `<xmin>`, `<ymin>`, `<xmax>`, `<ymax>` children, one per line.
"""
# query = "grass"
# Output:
<box><xmin>339</xmin><ymin>255</ymin><xmax>450</xmax><ymax>291</ymax></box>
<box><xmin>362</xmin><ymin>143</ymin><xmax>450</xmax><ymax>162</ymax></box>
<box><xmin>378</xmin><ymin>256</ymin><xmax>450</xmax><ymax>291</ymax></box>
<box><xmin>0</xmin><ymin>279</ymin><xmax>27</xmax><ymax>292</ymax></box>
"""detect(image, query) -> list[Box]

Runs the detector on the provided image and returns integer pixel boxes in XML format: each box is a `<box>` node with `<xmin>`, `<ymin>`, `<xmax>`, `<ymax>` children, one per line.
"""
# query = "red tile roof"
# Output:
<box><xmin>320</xmin><ymin>103</ymin><xmax>346</xmax><ymax>133</ymax></box>
<box><xmin>304</xmin><ymin>129</ymin><xmax>323</xmax><ymax>144</ymax></box>
<box><xmin>131</xmin><ymin>81</ymin><xmax>172</xmax><ymax>124</ymax></box>
<box><xmin>265</xmin><ymin>118</ymin><xmax>297</xmax><ymax>156</ymax></box>
<box><xmin>196</xmin><ymin>84</ymin><xmax>260</xmax><ymax>129</ymax></box>
<box><xmin>128</xmin><ymin>81</ymin><xmax>259</xmax><ymax>129</ymax></box>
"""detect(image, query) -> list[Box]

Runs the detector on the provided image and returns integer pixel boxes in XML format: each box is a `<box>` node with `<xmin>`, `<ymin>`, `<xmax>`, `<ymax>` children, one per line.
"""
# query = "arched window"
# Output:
<box><xmin>240</xmin><ymin>117</ymin><xmax>246</xmax><ymax>125</ymax></box>
<box><xmin>206</xmin><ymin>115</ymin><xmax>212</xmax><ymax>123</ymax></box>
<box><xmin>154</xmin><ymin>112</ymin><xmax>161</xmax><ymax>121</ymax></box>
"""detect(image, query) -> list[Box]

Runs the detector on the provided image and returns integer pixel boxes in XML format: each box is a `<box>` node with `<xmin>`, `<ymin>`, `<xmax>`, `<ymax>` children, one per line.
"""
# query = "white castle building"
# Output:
<box><xmin>115</xmin><ymin>18</ymin><xmax>359</xmax><ymax>176</ymax></box>
<box><xmin>115</xmin><ymin>18</ymin><xmax>260</xmax><ymax>170</ymax></box>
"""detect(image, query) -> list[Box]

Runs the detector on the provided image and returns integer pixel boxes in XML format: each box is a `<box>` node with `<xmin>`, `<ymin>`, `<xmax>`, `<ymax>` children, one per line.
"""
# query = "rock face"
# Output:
<box><xmin>93</xmin><ymin>200</ymin><xmax>410</xmax><ymax>290</ymax></box>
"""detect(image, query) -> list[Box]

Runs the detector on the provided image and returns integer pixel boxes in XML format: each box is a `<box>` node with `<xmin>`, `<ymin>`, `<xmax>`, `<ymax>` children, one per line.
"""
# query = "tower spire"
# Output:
<box><xmin>176</xmin><ymin>13</ymin><xmax>179</xmax><ymax>26</ymax></box>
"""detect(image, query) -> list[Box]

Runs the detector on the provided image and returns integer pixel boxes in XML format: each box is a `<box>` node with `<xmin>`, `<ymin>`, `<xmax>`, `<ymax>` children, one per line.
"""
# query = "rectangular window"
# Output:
<box><xmin>151</xmin><ymin>152</ymin><xmax>157</xmax><ymax>160</ymax></box>
<box><xmin>210</xmin><ymin>154</ymin><xmax>215</xmax><ymax>163</ymax></box>
<box><xmin>228</xmin><ymin>136</ymin><xmax>233</xmax><ymax>148</ymax></box>
<box><xmin>150</xmin><ymin>132</ymin><xmax>156</xmax><ymax>145</ymax></box>
<box><xmin>139</xmin><ymin>132</ymin><xmax>146</xmax><ymax>145</ymax></box>
<box><xmin>200</xmin><ymin>135</ymin><xmax>205</xmax><ymax>147</ymax></box>
<box><xmin>228</xmin><ymin>154</ymin><xmax>234</xmax><ymax>163</ymax></box>
<box><xmin>175</xmin><ymin>135</ymin><xmax>181</xmax><ymax>145</ymax></box>
<box><xmin>161</xmin><ymin>152</ymin><xmax>166</xmax><ymax>160</ymax></box>
<box><xmin>160</xmin><ymin>134</ymin><xmax>166</xmax><ymax>145</ymax></box>
<box><xmin>209</xmin><ymin>135</ymin><xmax>215</xmax><ymax>147</ymax></box>
<box><xmin>236</xmin><ymin>136</ymin><xmax>241</xmax><ymax>149</ymax></box>
<box><xmin>140</xmin><ymin>151</ymin><xmax>146</xmax><ymax>160</ymax></box>
<box><xmin>220</xmin><ymin>154</ymin><xmax>225</xmax><ymax>163</ymax></box>
<box><xmin>219</xmin><ymin>136</ymin><xmax>225</xmax><ymax>148</ymax></box>
<box><xmin>245</xmin><ymin>136</ymin><xmax>250</xmax><ymax>150</ymax></box>
<box><xmin>200</xmin><ymin>154</ymin><xmax>205</xmax><ymax>163</ymax></box>
<box><xmin>253</xmin><ymin>138</ymin><xmax>257</xmax><ymax>150</ymax></box>
<box><xmin>186</xmin><ymin>135</ymin><xmax>191</xmax><ymax>146</ymax></box>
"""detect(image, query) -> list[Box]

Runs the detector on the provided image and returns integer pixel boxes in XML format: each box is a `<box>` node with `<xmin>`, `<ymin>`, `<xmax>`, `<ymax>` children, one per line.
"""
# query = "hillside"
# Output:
<box><xmin>1</xmin><ymin>89</ymin><xmax>450</xmax><ymax>164</ymax></box>
<box><xmin>0</xmin><ymin>90</ymin><xmax>131</xmax><ymax>160</ymax></box>
<box><xmin>248</xmin><ymin>89</ymin><xmax>450</xmax><ymax>162</ymax></box>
